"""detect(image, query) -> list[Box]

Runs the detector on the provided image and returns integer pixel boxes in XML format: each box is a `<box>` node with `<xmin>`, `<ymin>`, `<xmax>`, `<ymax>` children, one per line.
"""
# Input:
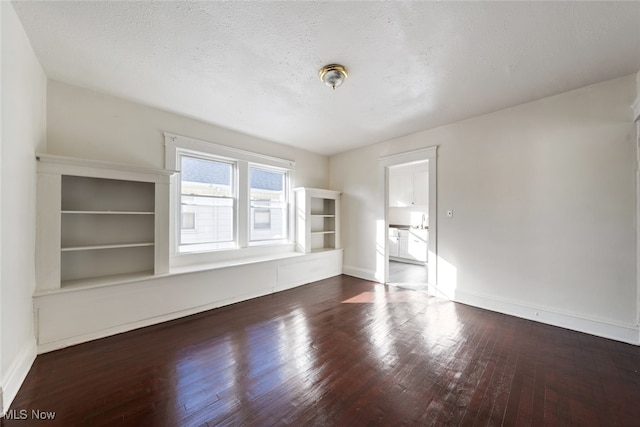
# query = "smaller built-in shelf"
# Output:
<box><xmin>61</xmin><ymin>242</ymin><xmax>155</xmax><ymax>252</ymax></box>
<box><xmin>294</xmin><ymin>188</ymin><xmax>341</xmax><ymax>253</ymax></box>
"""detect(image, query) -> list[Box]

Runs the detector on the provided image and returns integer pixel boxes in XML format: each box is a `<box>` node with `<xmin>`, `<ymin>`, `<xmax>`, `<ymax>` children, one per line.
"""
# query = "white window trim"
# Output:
<box><xmin>165</xmin><ymin>132</ymin><xmax>296</xmax><ymax>267</ymax></box>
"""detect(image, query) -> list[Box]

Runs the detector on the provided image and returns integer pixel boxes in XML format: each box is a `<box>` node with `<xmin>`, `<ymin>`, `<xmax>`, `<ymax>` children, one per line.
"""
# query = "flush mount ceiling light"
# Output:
<box><xmin>318</xmin><ymin>64</ymin><xmax>348</xmax><ymax>90</ymax></box>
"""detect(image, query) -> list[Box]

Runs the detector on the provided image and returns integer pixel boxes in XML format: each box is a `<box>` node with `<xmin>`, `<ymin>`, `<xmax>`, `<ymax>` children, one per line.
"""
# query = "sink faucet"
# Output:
<box><xmin>421</xmin><ymin>214</ymin><xmax>426</xmax><ymax>229</ymax></box>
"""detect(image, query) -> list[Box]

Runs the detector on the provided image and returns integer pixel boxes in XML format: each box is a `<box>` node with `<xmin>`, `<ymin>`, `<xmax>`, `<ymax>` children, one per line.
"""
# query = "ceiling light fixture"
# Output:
<box><xmin>319</xmin><ymin>64</ymin><xmax>348</xmax><ymax>90</ymax></box>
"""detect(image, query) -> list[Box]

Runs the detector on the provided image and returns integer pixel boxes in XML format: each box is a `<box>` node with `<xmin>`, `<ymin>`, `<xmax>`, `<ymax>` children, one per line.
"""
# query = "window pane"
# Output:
<box><xmin>249</xmin><ymin>167</ymin><xmax>287</xmax><ymax>242</ymax></box>
<box><xmin>181</xmin><ymin>156</ymin><xmax>232</xmax><ymax>197</ymax></box>
<box><xmin>180</xmin><ymin>155</ymin><xmax>235</xmax><ymax>251</ymax></box>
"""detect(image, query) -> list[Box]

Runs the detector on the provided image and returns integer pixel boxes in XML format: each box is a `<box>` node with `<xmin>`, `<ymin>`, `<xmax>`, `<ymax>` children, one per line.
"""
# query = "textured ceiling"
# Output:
<box><xmin>12</xmin><ymin>1</ymin><xmax>640</xmax><ymax>156</ymax></box>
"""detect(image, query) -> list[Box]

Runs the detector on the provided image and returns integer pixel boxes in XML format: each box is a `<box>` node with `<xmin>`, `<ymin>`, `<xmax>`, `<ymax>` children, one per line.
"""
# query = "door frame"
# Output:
<box><xmin>378</xmin><ymin>146</ymin><xmax>438</xmax><ymax>287</ymax></box>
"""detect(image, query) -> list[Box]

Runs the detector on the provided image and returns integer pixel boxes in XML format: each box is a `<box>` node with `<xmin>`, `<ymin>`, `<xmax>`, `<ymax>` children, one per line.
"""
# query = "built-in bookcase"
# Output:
<box><xmin>294</xmin><ymin>188</ymin><xmax>341</xmax><ymax>253</ymax></box>
<box><xmin>36</xmin><ymin>154</ymin><xmax>173</xmax><ymax>292</ymax></box>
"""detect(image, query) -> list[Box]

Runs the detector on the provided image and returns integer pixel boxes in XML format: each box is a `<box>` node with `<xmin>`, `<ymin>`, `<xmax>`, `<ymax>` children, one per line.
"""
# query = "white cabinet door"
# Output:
<box><xmin>413</xmin><ymin>171</ymin><xmax>429</xmax><ymax>208</ymax></box>
<box><xmin>408</xmin><ymin>229</ymin><xmax>428</xmax><ymax>262</ymax></box>
<box><xmin>389</xmin><ymin>174</ymin><xmax>400</xmax><ymax>207</ymax></box>
<box><xmin>389</xmin><ymin>236</ymin><xmax>399</xmax><ymax>257</ymax></box>
<box><xmin>397</xmin><ymin>229</ymin><xmax>410</xmax><ymax>258</ymax></box>
<box><xmin>397</xmin><ymin>174</ymin><xmax>414</xmax><ymax>206</ymax></box>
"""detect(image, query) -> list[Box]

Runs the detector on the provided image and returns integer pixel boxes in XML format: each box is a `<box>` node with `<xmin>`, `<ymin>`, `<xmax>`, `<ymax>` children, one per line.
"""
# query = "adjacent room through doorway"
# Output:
<box><xmin>379</xmin><ymin>145</ymin><xmax>437</xmax><ymax>291</ymax></box>
<box><xmin>387</xmin><ymin>160</ymin><xmax>429</xmax><ymax>292</ymax></box>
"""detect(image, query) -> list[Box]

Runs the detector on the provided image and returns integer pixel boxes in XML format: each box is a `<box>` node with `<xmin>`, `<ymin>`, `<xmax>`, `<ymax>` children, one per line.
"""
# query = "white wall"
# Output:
<box><xmin>332</xmin><ymin>74</ymin><xmax>638</xmax><ymax>343</ymax></box>
<box><xmin>47</xmin><ymin>81</ymin><xmax>329</xmax><ymax>189</ymax></box>
<box><xmin>0</xmin><ymin>2</ymin><xmax>47</xmax><ymax>412</ymax></box>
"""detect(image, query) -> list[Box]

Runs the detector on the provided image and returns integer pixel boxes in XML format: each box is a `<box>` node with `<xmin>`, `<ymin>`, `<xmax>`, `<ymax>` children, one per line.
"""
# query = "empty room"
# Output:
<box><xmin>2</xmin><ymin>1</ymin><xmax>640</xmax><ymax>425</ymax></box>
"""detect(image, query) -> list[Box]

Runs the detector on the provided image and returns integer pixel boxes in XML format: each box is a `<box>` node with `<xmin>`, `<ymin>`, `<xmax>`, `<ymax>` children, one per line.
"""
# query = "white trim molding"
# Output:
<box><xmin>343</xmin><ymin>265</ymin><xmax>378</xmax><ymax>282</ymax></box>
<box><xmin>453</xmin><ymin>288</ymin><xmax>640</xmax><ymax>345</ymax></box>
<box><xmin>164</xmin><ymin>132</ymin><xmax>295</xmax><ymax>170</ymax></box>
<box><xmin>1</xmin><ymin>339</ymin><xmax>36</xmax><ymax>415</ymax></box>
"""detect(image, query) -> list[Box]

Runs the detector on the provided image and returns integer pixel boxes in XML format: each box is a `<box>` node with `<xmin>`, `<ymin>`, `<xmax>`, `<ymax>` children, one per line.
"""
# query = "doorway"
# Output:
<box><xmin>378</xmin><ymin>147</ymin><xmax>437</xmax><ymax>291</ymax></box>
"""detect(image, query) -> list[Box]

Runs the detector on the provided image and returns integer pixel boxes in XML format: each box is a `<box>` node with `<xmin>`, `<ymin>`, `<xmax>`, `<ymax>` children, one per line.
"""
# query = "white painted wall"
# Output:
<box><xmin>331</xmin><ymin>74</ymin><xmax>638</xmax><ymax>343</ymax></box>
<box><xmin>0</xmin><ymin>2</ymin><xmax>47</xmax><ymax>412</ymax></box>
<box><xmin>46</xmin><ymin>81</ymin><xmax>329</xmax><ymax>189</ymax></box>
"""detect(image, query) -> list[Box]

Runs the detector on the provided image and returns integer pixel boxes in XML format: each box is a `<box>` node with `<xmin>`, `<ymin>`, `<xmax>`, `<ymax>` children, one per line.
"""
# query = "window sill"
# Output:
<box><xmin>171</xmin><ymin>243</ymin><xmax>297</xmax><ymax>269</ymax></box>
<box><xmin>169</xmin><ymin>250</ymin><xmax>305</xmax><ymax>275</ymax></box>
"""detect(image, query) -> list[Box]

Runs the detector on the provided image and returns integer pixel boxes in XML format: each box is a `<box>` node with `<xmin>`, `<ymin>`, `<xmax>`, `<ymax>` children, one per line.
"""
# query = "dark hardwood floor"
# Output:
<box><xmin>3</xmin><ymin>275</ymin><xmax>640</xmax><ymax>426</ymax></box>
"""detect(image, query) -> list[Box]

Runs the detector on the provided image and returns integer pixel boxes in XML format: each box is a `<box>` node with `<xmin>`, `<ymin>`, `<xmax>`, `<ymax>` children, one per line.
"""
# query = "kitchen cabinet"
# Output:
<box><xmin>413</xmin><ymin>171</ymin><xmax>429</xmax><ymax>207</ymax></box>
<box><xmin>389</xmin><ymin>227</ymin><xmax>427</xmax><ymax>264</ymax></box>
<box><xmin>407</xmin><ymin>228</ymin><xmax>428</xmax><ymax>263</ymax></box>
<box><xmin>389</xmin><ymin>169</ymin><xmax>428</xmax><ymax>208</ymax></box>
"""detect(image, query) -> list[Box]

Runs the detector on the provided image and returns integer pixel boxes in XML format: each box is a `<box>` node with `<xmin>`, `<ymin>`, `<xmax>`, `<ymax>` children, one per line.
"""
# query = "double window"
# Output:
<box><xmin>166</xmin><ymin>133</ymin><xmax>294</xmax><ymax>255</ymax></box>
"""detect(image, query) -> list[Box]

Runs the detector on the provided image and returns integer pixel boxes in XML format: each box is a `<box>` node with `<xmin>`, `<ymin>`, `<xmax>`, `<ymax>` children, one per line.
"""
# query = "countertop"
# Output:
<box><xmin>389</xmin><ymin>224</ymin><xmax>428</xmax><ymax>230</ymax></box>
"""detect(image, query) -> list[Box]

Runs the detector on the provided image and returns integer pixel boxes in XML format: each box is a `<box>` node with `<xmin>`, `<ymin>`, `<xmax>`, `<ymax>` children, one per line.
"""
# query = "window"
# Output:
<box><xmin>166</xmin><ymin>132</ymin><xmax>295</xmax><ymax>256</ymax></box>
<box><xmin>250</xmin><ymin>166</ymin><xmax>288</xmax><ymax>243</ymax></box>
<box><xmin>179</xmin><ymin>155</ymin><xmax>235</xmax><ymax>252</ymax></box>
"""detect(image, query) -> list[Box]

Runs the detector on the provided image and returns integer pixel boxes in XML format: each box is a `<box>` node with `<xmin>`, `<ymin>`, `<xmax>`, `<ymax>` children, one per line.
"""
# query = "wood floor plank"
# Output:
<box><xmin>3</xmin><ymin>275</ymin><xmax>640</xmax><ymax>426</ymax></box>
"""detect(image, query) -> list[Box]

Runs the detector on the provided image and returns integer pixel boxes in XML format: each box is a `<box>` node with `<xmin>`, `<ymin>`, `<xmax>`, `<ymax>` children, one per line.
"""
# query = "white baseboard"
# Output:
<box><xmin>451</xmin><ymin>288</ymin><xmax>640</xmax><ymax>345</ymax></box>
<box><xmin>342</xmin><ymin>265</ymin><xmax>378</xmax><ymax>282</ymax></box>
<box><xmin>1</xmin><ymin>339</ymin><xmax>37</xmax><ymax>415</ymax></box>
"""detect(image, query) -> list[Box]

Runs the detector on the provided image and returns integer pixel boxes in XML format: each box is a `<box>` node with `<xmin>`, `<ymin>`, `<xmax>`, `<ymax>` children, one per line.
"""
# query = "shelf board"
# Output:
<box><xmin>309</xmin><ymin>247</ymin><xmax>340</xmax><ymax>253</ymax></box>
<box><xmin>61</xmin><ymin>242</ymin><xmax>155</xmax><ymax>252</ymax></box>
<box><xmin>62</xmin><ymin>210</ymin><xmax>154</xmax><ymax>215</ymax></box>
<box><xmin>310</xmin><ymin>231</ymin><xmax>336</xmax><ymax>235</ymax></box>
<box><xmin>59</xmin><ymin>270</ymin><xmax>156</xmax><ymax>291</ymax></box>
<box><xmin>310</xmin><ymin>214</ymin><xmax>335</xmax><ymax>217</ymax></box>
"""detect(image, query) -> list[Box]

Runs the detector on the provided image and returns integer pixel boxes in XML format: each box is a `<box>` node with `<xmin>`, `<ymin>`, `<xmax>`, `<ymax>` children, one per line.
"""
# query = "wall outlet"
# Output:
<box><xmin>447</xmin><ymin>209</ymin><xmax>453</xmax><ymax>218</ymax></box>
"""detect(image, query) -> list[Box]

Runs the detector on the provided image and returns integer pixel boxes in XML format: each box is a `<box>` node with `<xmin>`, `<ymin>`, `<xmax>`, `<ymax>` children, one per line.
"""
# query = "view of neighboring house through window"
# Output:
<box><xmin>177</xmin><ymin>149</ymin><xmax>291</xmax><ymax>253</ymax></box>
<box><xmin>249</xmin><ymin>166</ymin><xmax>288</xmax><ymax>243</ymax></box>
<box><xmin>180</xmin><ymin>155</ymin><xmax>235</xmax><ymax>252</ymax></box>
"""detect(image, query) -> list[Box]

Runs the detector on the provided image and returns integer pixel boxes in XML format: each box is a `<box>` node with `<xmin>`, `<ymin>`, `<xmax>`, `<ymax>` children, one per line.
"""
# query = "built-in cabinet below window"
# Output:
<box><xmin>35</xmin><ymin>154</ymin><xmax>173</xmax><ymax>292</ymax></box>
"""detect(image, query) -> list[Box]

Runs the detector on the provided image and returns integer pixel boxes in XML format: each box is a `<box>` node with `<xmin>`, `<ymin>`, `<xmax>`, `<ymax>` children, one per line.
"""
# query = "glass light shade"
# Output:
<box><xmin>319</xmin><ymin>64</ymin><xmax>348</xmax><ymax>90</ymax></box>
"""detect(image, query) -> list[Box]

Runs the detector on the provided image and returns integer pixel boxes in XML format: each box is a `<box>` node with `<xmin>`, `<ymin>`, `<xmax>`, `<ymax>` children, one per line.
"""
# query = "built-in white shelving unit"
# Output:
<box><xmin>294</xmin><ymin>188</ymin><xmax>341</xmax><ymax>253</ymax></box>
<box><xmin>35</xmin><ymin>154</ymin><xmax>173</xmax><ymax>292</ymax></box>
